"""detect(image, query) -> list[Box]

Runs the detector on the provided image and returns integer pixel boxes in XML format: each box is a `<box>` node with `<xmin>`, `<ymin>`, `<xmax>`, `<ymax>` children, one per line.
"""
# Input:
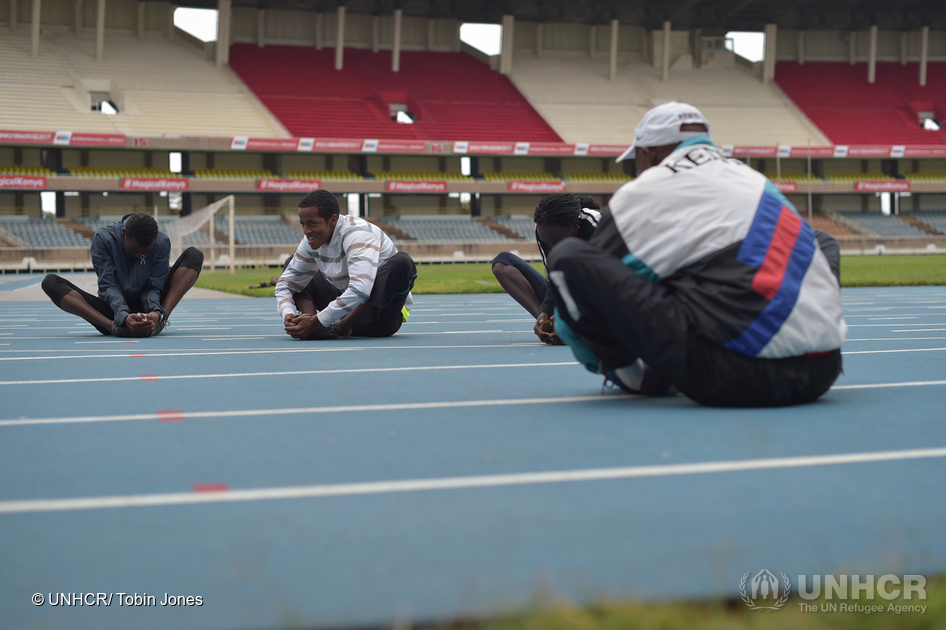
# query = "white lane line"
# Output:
<box><xmin>842</xmin><ymin>347</ymin><xmax>946</xmax><ymax>355</ymax></box>
<box><xmin>847</xmin><ymin>323</ymin><xmax>946</xmax><ymax>327</ymax></box>
<box><xmin>846</xmin><ymin>337</ymin><xmax>946</xmax><ymax>341</ymax></box>
<box><xmin>2</xmin><ymin>446</ymin><xmax>944</xmax><ymax>515</ymax></box>
<box><xmin>0</xmin><ymin>395</ymin><xmax>620</xmax><ymax>427</ymax></box>
<box><xmin>0</xmin><ymin>361</ymin><xmax>577</xmax><ymax>386</ymax></box>
<box><xmin>832</xmin><ymin>380</ymin><xmax>946</xmax><ymax>390</ymax></box>
<box><xmin>0</xmin><ymin>343</ymin><xmax>540</xmax><ymax>359</ymax></box>
<box><xmin>892</xmin><ymin>329</ymin><xmax>946</xmax><ymax>333</ymax></box>
<box><xmin>0</xmin><ymin>348</ymin><xmax>363</xmax><ymax>361</ymax></box>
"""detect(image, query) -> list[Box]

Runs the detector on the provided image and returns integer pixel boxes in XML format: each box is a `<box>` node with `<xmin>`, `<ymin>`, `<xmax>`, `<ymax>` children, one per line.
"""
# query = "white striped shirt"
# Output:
<box><xmin>275</xmin><ymin>215</ymin><xmax>406</xmax><ymax>325</ymax></box>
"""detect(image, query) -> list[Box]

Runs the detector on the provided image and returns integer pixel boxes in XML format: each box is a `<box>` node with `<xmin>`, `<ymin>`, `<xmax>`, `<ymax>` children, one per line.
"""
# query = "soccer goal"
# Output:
<box><xmin>161</xmin><ymin>195</ymin><xmax>236</xmax><ymax>273</ymax></box>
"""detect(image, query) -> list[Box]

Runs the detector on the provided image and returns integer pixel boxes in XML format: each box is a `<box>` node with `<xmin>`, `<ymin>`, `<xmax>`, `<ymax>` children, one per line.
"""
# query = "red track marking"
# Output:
<box><xmin>157</xmin><ymin>410</ymin><xmax>185</xmax><ymax>422</ymax></box>
<box><xmin>140</xmin><ymin>375</ymin><xmax>159</xmax><ymax>382</ymax></box>
<box><xmin>130</xmin><ymin>353</ymin><xmax>145</xmax><ymax>358</ymax></box>
<box><xmin>192</xmin><ymin>482</ymin><xmax>230</xmax><ymax>493</ymax></box>
<box><xmin>123</xmin><ymin>340</ymin><xmax>136</xmax><ymax>344</ymax></box>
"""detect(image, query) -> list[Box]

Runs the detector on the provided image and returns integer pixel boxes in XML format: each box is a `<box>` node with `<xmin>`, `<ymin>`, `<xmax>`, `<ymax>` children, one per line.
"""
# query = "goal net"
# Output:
<box><xmin>161</xmin><ymin>195</ymin><xmax>235</xmax><ymax>273</ymax></box>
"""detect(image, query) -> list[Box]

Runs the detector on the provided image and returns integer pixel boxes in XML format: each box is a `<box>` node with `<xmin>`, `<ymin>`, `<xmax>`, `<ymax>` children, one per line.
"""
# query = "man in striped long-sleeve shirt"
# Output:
<box><xmin>276</xmin><ymin>190</ymin><xmax>416</xmax><ymax>340</ymax></box>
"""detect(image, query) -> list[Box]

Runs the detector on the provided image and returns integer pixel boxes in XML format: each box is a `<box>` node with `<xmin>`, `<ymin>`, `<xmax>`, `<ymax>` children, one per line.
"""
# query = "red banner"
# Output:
<box><xmin>376</xmin><ymin>140</ymin><xmax>428</xmax><ymax>153</ymax></box>
<box><xmin>788</xmin><ymin>146</ymin><xmax>836</xmax><ymax>158</ymax></box>
<box><xmin>854</xmin><ymin>181</ymin><xmax>911</xmax><ymax>192</ymax></box>
<box><xmin>526</xmin><ymin>142</ymin><xmax>577</xmax><ymax>156</ymax></box>
<box><xmin>256</xmin><ymin>179</ymin><xmax>321</xmax><ymax>192</ymax></box>
<box><xmin>727</xmin><ymin>146</ymin><xmax>779</xmax><ymax>158</ymax></box>
<box><xmin>310</xmin><ymin>139</ymin><xmax>364</xmax><ymax>152</ymax></box>
<box><xmin>0</xmin><ymin>174</ymin><xmax>46</xmax><ymax>189</ymax></box>
<box><xmin>66</xmin><ymin>132</ymin><xmax>126</xmax><ymax>147</ymax></box>
<box><xmin>230</xmin><ymin>138</ymin><xmax>301</xmax><ymax>151</ymax></box>
<box><xmin>771</xmin><ymin>181</ymin><xmax>799</xmax><ymax>193</ymax></box>
<box><xmin>119</xmin><ymin>178</ymin><xmax>189</xmax><ymax>191</ymax></box>
<box><xmin>459</xmin><ymin>142</ymin><xmax>517</xmax><ymax>155</ymax></box>
<box><xmin>586</xmin><ymin>144</ymin><xmax>629</xmax><ymax>156</ymax></box>
<box><xmin>0</xmin><ymin>130</ymin><xmax>56</xmax><ymax>144</ymax></box>
<box><xmin>507</xmin><ymin>180</ymin><xmax>567</xmax><ymax>193</ymax></box>
<box><xmin>901</xmin><ymin>146</ymin><xmax>946</xmax><ymax>158</ymax></box>
<box><xmin>384</xmin><ymin>180</ymin><xmax>448</xmax><ymax>193</ymax></box>
<box><xmin>845</xmin><ymin>145</ymin><xmax>894</xmax><ymax>158</ymax></box>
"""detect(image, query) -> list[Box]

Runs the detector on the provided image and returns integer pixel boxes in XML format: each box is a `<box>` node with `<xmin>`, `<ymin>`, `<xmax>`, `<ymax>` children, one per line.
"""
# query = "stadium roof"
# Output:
<box><xmin>167</xmin><ymin>0</ymin><xmax>946</xmax><ymax>33</ymax></box>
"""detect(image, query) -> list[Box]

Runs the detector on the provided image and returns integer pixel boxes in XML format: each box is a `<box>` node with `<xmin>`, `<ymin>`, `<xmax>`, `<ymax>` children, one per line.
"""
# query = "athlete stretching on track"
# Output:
<box><xmin>547</xmin><ymin>102</ymin><xmax>847</xmax><ymax>407</ymax></box>
<box><xmin>275</xmin><ymin>189</ymin><xmax>417</xmax><ymax>340</ymax></box>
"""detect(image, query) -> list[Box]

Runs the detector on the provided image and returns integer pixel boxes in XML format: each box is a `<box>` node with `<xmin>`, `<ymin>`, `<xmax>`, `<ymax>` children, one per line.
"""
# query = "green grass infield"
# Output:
<box><xmin>196</xmin><ymin>255</ymin><xmax>946</xmax><ymax>297</ymax></box>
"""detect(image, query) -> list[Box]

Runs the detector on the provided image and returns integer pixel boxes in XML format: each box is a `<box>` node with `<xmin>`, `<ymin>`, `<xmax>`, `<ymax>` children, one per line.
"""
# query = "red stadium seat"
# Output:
<box><xmin>229</xmin><ymin>44</ymin><xmax>562</xmax><ymax>142</ymax></box>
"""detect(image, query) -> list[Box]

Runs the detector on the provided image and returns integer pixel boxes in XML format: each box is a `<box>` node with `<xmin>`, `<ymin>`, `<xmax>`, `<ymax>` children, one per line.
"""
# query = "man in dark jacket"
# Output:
<box><xmin>42</xmin><ymin>213</ymin><xmax>204</xmax><ymax>337</ymax></box>
<box><xmin>491</xmin><ymin>194</ymin><xmax>600</xmax><ymax>344</ymax></box>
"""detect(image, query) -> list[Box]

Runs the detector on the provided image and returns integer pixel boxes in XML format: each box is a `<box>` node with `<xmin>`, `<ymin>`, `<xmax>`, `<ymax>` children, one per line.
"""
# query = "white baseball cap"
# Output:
<box><xmin>616</xmin><ymin>102</ymin><xmax>711</xmax><ymax>162</ymax></box>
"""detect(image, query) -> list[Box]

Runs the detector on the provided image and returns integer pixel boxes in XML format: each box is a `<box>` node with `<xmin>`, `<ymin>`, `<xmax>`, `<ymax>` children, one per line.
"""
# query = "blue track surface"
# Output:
<box><xmin>1</xmin><ymin>285</ymin><xmax>944</xmax><ymax>629</ymax></box>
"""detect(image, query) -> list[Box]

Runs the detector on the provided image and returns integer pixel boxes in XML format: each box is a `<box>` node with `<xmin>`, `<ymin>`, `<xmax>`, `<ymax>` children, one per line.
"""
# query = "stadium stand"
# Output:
<box><xmin>68</xmin><ymin>167</ymin><xmax>176</xmax><ymax>178</ymax></box>
<box><xmin>775</xmin><ymin>62</ymin><xmax>946</xmax><ymax>145</ymax></box>
<box><xmin>825</xmin><ymin>173</ymin><xmax>897</xmax><ymax>182</ymax></box>
<box><xmin>193</xmin><ymin>169</ymin><xmax>273</xmax><ymax>179</ymax></box>
<box><xmin>0</xmin><ymin>217</ymin><xmax>91</xmax><ymax>248</ymax></box>
<box><xmin>382</xmin><ymin>215</ymin><xmax>511</xmax><ymax>242</ymax></box>
<box><xmin>493</xmin><ymin>215</ymin><xmax>536</xmax><ymax>240</ymax></box>
<box><xmin>509</xmin><ymin>51</ymin><xmax>830</xmax><ymax>147</ymax></box>
<box><xmin>0</xmin><ymin>165</ymin><xmax>54</xmax><ymax>175</ymax></box>
<box><xmin>373</xmin><ymin>170</ymin><xmax>474</xmax><ymax>183</ymax></box>
<box><xmin>218</xmin><ymin>216</ymin><xmax>302</xmax><ymax>245</ymax></box>
<box><xmin>764</xmin><ymin>173</ymin><xmax>823</xmax><ymax>182</ymax></box>
<box><xmin>228</xmin><ymin>45</ymin><xmax>562</xmax><ymax>142</ymax></box>
<box><xmin>911</xmin><ymin>211</ymin><xmax>946</xmax><ymax>235</ymax></box>
<box><xmin>0</xmin><ymin>28</ymin><xmax>288</xmax><ymax>138</ymax></box>
<box><xmin>483</xmin><ymin>171</ymin><xmax>558</xmax><ymax>181</ymax></box>
<box><xmin>837</xmin><ymin>211</ymin><xmax>930</xmax><ymax>237</ymax></box>
<box><xmin>284</xmin><ymin>170</ymin><xmax>363</xmax><ymax>181</ymax></box>
<box><xmin>564</xmin><ymin>172</ymin><xmax>632</xmax><ymax>183</ymax></box>
<box><xmin>905</xmin><ymin>173</ymin><xmax>946</xmax><ymax>182</ymax></box>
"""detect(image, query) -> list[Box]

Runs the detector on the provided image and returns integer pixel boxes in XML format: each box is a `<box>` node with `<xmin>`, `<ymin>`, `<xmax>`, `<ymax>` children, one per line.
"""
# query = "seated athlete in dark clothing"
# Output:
<box><xmin>42</xmin><ymin>213</ymin><xmax>203</xmax><ymax>337</ymax></box>
<box><xmin>491</xmin><ymin>194</ymin><xmax>600</xmax><ymax>344</ymax></box>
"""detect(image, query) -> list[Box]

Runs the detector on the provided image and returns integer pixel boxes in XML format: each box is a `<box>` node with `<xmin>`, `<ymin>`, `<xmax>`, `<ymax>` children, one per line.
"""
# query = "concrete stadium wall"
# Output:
<box><xmin>776</xmin><ymin>28</ymin><xmax>946</xmax><ymax>62</ymax></box>
<box><xmin>229</xmin><ymin>7</ymin><xmax>462</xmax><ymax>52</ymax></box>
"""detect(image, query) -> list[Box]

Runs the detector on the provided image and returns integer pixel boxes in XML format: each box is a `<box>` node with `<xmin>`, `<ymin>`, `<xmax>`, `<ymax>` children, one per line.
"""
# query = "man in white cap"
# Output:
<box><xmin>546</xmin><ymin>102</ymin><xmax>847</xmax><ymax>406</ymax></box>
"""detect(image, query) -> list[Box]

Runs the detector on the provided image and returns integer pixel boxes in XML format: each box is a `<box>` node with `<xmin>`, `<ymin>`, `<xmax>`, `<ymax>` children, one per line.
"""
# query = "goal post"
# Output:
<box><xmin>162</xmin><ymin>195</ymin><xmax>236</xmax><ymax>274</ymax></box>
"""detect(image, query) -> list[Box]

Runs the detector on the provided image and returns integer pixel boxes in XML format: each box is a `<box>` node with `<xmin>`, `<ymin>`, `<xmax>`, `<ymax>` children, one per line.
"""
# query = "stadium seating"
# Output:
<box><xmin>905</xmin><ymin>173</ymin><xmax>946</xmax><ymax>182</ymax></box>
<box><xmin>68</xmin><ymin>167</ymin><xmax>176</xmax><ymax>178</ymax></box>
<box><xmin>837</xmin><ymin>211</ymin><xmax>930</xmax><ymax>237</ymax></box>
<box><xmin>509</xmin><ymin>50</ymin><xmax>830</xmax><ymax>147</ymax></box>
<box><xmin>775</xmin><ymin>62</ymin><xmax>946</xmax><ymax>145</ymax></box>
<box><xmin>217</xmin><ymin>216</ymin><xmax>302</xmax><ymax>245</ymax></box>
<box><xmin>493</xmin><ymin>215</ymin><xmax>536</xmax><ymax>240</ymax></box>
<box><xmin>0</xmin><ymin>218</ymin><xmax>91</xmax><ymax>248</ymax></box>
<box><xmin>373</xmin><ymin>170</ymin><xmax>474</xmax><ymax>183</ymax></box>
<box><xmin>193</xmin><ymin>169</ymin><xmax>273</xmax><ymax>179</ymax></box>
<box><xmin>382</xmin><ymin>215</ymin><xmax>511</xmax><ymax>242</ymax></box>
<box><xmin>564</xmin><ymin>172</ymin><xmax>632</xmax><ymax>183</ymax></box>
<box><xmin>764</xmin><ymin>173</ymin><xmax>823</xmax><ymax>182</ymax></box>
<box><xmin>483</xmin><ymin>171</ymin><xmax>558</xmax><ymax>181</ymax></box>
<box><xmin>228</xmin><ymin>45</ymin><xmax>562</xmax><ymax>142</ymax></box>
<box><xmin>0</xmin><ymin>165</ymin><xmax>54</xmax><ymax>175</ymax></box>
<box><xmin>825</xmin><ymin>174</ymin><xmax>896</xmax><ymax>182</ymax></box>
<box><xmin>284</xmin><ymin>170</ymin><xmax>363</xmax><ymax>181</ymax></box>
<box><xmin>0</xmin><ymin>28</ymin><xmax>288</xmax><ymax>138</ymax></box>
<box><xmin>911</xmin><ymin>211</ymin><xmax>946</xmax><ymax>235</ymax></box>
